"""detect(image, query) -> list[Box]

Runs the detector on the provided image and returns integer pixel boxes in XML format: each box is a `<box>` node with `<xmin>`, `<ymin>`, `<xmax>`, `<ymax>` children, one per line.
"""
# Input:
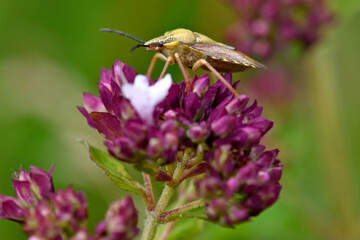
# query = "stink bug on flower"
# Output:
<box><xmin>100</xmin><ymin>28</ymin><xmax>266</xmax><ymax>97</ymax></box>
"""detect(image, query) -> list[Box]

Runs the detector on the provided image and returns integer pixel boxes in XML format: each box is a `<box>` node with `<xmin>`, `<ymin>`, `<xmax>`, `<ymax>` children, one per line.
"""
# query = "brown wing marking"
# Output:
<box><xmin>189</xmin><ymin>44</ymin><xmax>266</xmax><ymax>70</ymax></box>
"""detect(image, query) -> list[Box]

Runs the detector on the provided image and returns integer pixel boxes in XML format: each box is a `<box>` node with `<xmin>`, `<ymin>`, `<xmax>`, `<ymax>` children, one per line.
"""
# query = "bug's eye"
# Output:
<box><xmin>159</xmin><ymin>41</ymin><xmax>164</xmax><ymax>47</ymax></box>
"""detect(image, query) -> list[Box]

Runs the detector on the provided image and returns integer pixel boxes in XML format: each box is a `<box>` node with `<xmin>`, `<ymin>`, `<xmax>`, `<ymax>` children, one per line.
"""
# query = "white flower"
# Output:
<box><xmin>122</xmin><ymin>74</ymin><xmax>172</xmax><ymax>125</ymax></box>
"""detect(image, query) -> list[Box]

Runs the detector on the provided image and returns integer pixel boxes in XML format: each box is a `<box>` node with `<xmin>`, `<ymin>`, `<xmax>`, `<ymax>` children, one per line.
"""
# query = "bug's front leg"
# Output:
<box><xmin>174</xmin><ymin>53</ymin><xmax>191</xmax><ymax>90</ymax></box>
<box><xmin>146</xmin><ymin>53</ymin><xmax>168</xmax><ymax>78</ymax></box>
<box><xmin>192</xmin><ymin>59</ymin><xmax>239</xmax><ymax>98</ymax></box>
<box><xmin>159</xmin><ymin>56</ymin><xmax>175</xmax><ymax>80</ymax></box>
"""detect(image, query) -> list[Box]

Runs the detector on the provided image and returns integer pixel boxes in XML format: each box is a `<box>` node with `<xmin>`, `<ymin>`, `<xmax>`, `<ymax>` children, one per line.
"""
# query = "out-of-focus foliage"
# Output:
<box><xmin>1</xmin><ymin>0</ymin><xmax>360</xmax><ymax>239</ymax></box>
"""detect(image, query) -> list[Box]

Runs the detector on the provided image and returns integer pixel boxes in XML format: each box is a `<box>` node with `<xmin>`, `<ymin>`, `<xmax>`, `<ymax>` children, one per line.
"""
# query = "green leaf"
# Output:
<box><xmin>79</xmin><ymin>139</ymin><xmax>146</xmax><ymax>198</ymax></box>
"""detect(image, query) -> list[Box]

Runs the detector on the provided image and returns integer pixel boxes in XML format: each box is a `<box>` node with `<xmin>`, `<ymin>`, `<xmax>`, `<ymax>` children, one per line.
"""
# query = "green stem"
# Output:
<box><xmin>157</xmin><ymin>182</ymin><xmax>195</xmax><ymax>240</ymax></box>
<box><xmin>143</xmin><ymin>172</ymin><xmax>155</xmax><ymax>211</ymax></box>
<box><xmin>160</xmin><ymin>199</ymin><xmax>204</xmax><ymax>223</ymax></box>
<box><xmin>141</xmin><ymin>150</ymin><xmax>191</xmax><ymax>240</ymax></box>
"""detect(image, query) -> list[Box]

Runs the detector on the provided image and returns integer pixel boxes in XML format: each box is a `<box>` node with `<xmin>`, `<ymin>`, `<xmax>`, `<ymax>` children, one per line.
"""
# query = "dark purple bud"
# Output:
<box><xmin>98</xmin><ymin>82</ymin><xmax>114</xmax><ymax>112</ymax></box>
<box><xmin>12</xmin><ymin>180</ymin><xmax>35</xmax><ymax>205</ymax></box>
<box><xmin>208</xmin><ymin>97</ymin><xmax>231</xmax><ymax>124</ymax></box>
<box><xmin>95</xmin><ymin>196</ymin><xmax>139</xmax><ymax>240</ymax></box>
<box><xmin>187</xmin><ymin>122</ymin><xmax>210</xmax><ymax>143</ymax></box>
<box><xmin>106</xmin><ymin>137</ymin><xmax>136</xmax><ymax>162</ymax></box>
<box><xmin>17</xmin><ymin>169</ymin><xmax>30</xmax><ymax>181</ymax></box>
<box><xmin>179</xmin><ymin>162</ymin><xmax>207</xmax><ymax>182</ymax></box>
<box><xmin>245</xmin><ymin>184</ymin><xmax>281</xmax><ymax>214</ymax></box>
<box><xmin>226</xmin><ymin>177</ymin><xmax>240</xmax><ymax>195</ymax></box>
<box><xmin>0</xmin><ymin>196</ymin><xmax>24</xmax><ymax>221</ymax></box>
<box><xmin>82</xmin><ymin>93</ymin><xmax>106</xmax><ymax>112</ymax></box>
<box><xmin>225</xmin><ymin>95</ymin><xmax>249</xmax><ymax>114</ymax></box>
<box><xmin>11</xmin><ymin>166</ymin><xmax>54</xmax><ymax>205</ymax></box>
<box><xmin>235</xmin><ymin>162</ymin><xmax>258</xmax><ymax>183</ymax></box>
<box><xmin>70</xmin><ymin>228</ymin><xmax>91</xmax><ymax>240</ymax></box>
<box><xmin>257</xmin><ymin>171</ymin><xmax>270</xmax><ymax>184</ymax></box>
<box><xmin>227</xmin><ymin>204</ymin><xmax>249</xmax><ymax>224</ymax></box>
<box><xmin>91</xmin><ymin>112</ymin><xmax>123</xmax><ymax>140</ymax></box>
<box><xmin>268</xmin><ymin>166</ymin><xmax>283</xmax><ymax>183</ymax></box>
<box><xmin>249</xmin><ymin>145</ymin><xmax>266</xmax><ymax>160</ymax></box>
<box><xmin>158</xmin><ymin>83</ymin><xmax>181</xmax><ymax>112</ymax></box>
<box><xmin>211</xmin><ymin>115</ymin><xmax>237</xmax><ymax>136</ymax></box>
<box><xmin>240</xmin><ymin>127</ymin><xmax>262</xmax><ymax>146</ymax></box>
<box><xmin>123</xmin><ymin>120</ymin><xmax>147</xmax><ymax>143</ymax></box>
<box><xmin>112</xmin><ymin>98</ymin><xmax>137</xmax><ymax>121</ymax></box>
<box><xmin>28</xmin><ymin>166</ymin><xmax>54</xmax><ymax>200</ymax></box>
<box><xmin>206</xmin><ymin>198</ymin><xmax>227</xmax><ymax>222</ymax></box>
<box><xmin>95</xmin><ymin>220</ymin><xmax>107</xmax><ymax>237</ymax></box>
<box><xmin>112</xmin><ymin>60</ymin><xmax>137</xmax><ymax>85</ymax></box>
<box><xmin>47</xmin><ymin>187</ymin><xmax>88</xmax><ymax>236</ymax></box>
<box><xmin>100</xmin><ymin>67</ymin><xmax>112</xmax><ymax>86</ymax></box>
<box><xmin>147</xmin><ymin>138</ymin><xmax>163</xmax><ymax>158</ymax></box>
<box><xmin>160</xmin><ymin>119</ymin><xmax>178</xmax><ymax>132</ymax></box>
<box><xmin>192</xmin><ymin>75</ymin><xmax>209</xmax><ymax>96</ymax></box>
<box><xmin>154</xmin><ymin>168</ymin><xmax>172</xmax><ymax>182</ymax></box>
<box><xmin>163</xmin><ymin>109</ymin><xmax>177</xmax><ymax>119</ymax></box>
<box><xmin>256</xmin><ymin>149</ymin><xmax>279</xmax><ymax>168</ymax></box>
<box><xmin>184</xmin><ymin>92</ymin><xmax>201</xmax><ymax>119</ymax></box>
<box><xmin>248</xmin><ymin>116</ymin><xmax>273</xmax><ymax>134</ymax></box>
<box><xmin>196</xmin><ymin>176</ymin><xmax>223</xmax><ymax>199</ymax></box>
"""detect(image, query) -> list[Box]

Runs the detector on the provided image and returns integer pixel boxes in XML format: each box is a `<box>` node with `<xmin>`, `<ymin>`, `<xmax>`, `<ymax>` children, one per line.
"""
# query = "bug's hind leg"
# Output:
<box><xmin>146</xmin><ymin>53</ymin><xmax>168</xmax><ymax>78</ymax></box>
<box><xmin>192</xmin><ymin>59</ymin><xmax>239</xmax><ymax>98</ymax></box>
<box><xmin>174</xmin><ymin>53</ymin><xmax>191</xmax><ymax>90</ymax></box>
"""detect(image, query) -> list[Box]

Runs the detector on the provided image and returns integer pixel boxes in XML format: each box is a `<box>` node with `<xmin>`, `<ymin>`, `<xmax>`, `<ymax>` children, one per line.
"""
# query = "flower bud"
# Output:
<box><xmin>95</xmin><ymin>196</ymin><xmax>139</xmax><ymax>240</ymax></box>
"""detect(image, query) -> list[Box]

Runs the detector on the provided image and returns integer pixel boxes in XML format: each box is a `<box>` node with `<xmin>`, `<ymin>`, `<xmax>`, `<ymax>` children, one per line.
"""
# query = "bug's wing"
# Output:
<box><xmin>190</xmin><ymin>44</ymin><xmax>266</xmax><ymax>70</ymax></box>
<box><xmin>193</xmin><ymin>32</ymin><xmax>235</xmax><ymax>50</ymax></box>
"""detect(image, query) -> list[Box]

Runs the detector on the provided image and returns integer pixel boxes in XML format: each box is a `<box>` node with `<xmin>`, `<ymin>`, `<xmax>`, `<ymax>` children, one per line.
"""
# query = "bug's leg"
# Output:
<box><xmin>146</xmin><ymin>53</ymin><xmax>168</xmax><ymax>78</ymax></box>
<box><xmin>159</xmin><ymin>56</ymin><xmax>175</xmax><ymax>79</ymax></box>
<box><xmin>193</xmin><ymin>59</ymin><xmax>239</xmax><ymax>98</ymax></box>
<box><xmin>174</xmin><ymin>53</ymin><xmax>191</xmax><ymax>89</ymax></box>
<box><xmin>210</xmin><ymin>72</ymin><xmax>217</xmax><ymax>85</ymax></box>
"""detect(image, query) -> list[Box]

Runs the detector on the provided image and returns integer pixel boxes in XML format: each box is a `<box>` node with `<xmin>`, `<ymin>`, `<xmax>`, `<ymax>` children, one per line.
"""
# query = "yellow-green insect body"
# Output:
<box><xmin>100</xmin><ymin>27</ymin><xmax>266</xmax><ymax>97</ymax></box>
<box><xmin>144</xmin><ymin>28</ymin><xmax>265</xmax><ymax>72</ymax></box>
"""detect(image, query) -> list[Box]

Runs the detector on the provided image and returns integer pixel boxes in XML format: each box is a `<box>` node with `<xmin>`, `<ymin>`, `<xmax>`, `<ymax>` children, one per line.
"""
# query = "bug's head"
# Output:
<box><xmin>143</xmin><ymin>36</ymin><xmax>169</xmax><ymax>53</ymax></box>
<box><xmin>142</xmin><ymin>29</ymin><xmax>196</xmax><ymax>53</ymax></box>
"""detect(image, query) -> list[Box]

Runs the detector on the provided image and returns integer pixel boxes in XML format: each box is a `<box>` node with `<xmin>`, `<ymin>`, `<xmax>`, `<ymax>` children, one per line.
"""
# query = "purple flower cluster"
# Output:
<box><xmin>23</xmin><ymin>186</ymin><xmax>88</xmax><ymax>239</ymax></box>
<box><xmin>226</xmin><ymin>0</ymin><xmax>333</xmax><ymax>58</ymax></box>
<box><xmin>0</xmin><ymin>166</ymin><xmax>139</xmax><ymax>240</ymax></box>
<box><xmin>78</xmin><ymin>61</ymin><xmax>181</xmax><ymax>180</ymax></box>
<box><xmin>79</xmin><ymin>60</ymin><xmax>283</xmax><ymax>225</ymax></box>
<box><xmin>197</xmin><ymin>146</ymin><xmax>283</xmax><ymax>226</ymax></box>
<box><xmin>94</xmin><ymin>197</ymin><xmax>139</xmax><ymax>240</ymax></box>
<box><xmin>0</xmin><ymin>166</ymin><xmax>55</xmax><ymax>222</ymax></box>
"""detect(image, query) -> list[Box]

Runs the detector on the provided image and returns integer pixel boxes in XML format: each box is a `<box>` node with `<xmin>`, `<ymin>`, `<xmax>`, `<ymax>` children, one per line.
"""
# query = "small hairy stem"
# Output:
<box><xmin>160</xmin><ymin>199</ymin><xmax>204</xmax><ymax>222</ymax></box>
<box><xmin>157</xmin><ymin>182</ymin><xmax>194</xmax><ymax>240</ymax></box>
<box><xmin>141</xmin><ymin>150</ymin><xmax>191</xmax><ymax>240</ymax></box>
<box><xmin>143</xmin><ymin>172</ymin><xmax>155</xmax><ymax>211</ymax></box>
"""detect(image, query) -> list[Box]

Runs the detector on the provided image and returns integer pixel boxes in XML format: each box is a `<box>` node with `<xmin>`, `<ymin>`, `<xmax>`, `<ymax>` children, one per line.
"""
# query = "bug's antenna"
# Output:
<box><xmin>100</xmin><ymin>28</ymin><xmax>146</xmax><ymax>44</ymax></box>
<box><xmin>130</xmin><ymin>44</ymin><xmax>150</xmax><ymax>52</ymax></box>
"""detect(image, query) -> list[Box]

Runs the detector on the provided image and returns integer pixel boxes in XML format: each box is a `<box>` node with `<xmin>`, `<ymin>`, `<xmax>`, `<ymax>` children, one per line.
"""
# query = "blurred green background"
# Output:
<box><xmin>1</xmin><ymin>0</ymin><xmax>360</xmax><ymax>239</ymax></box>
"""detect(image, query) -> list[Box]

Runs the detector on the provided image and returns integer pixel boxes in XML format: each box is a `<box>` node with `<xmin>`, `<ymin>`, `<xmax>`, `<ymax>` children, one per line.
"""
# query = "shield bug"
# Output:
<box><xmin>100</xmin><ymin>28</ymin><xmax>266</xmax><ymax>97</ymax></box>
